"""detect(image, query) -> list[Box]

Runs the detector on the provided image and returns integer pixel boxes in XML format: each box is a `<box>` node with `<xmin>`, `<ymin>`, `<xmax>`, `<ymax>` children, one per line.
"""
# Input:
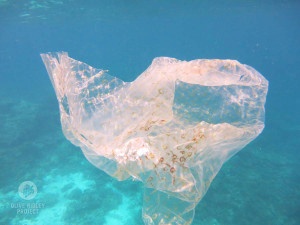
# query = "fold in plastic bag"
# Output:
<box><xmin>41</xmin><ymin>52</ymin><xmax>268</xmax><ymax>225</ymax></box>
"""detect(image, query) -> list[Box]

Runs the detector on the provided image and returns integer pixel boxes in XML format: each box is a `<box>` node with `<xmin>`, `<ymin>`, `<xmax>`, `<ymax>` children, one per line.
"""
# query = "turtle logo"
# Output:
<box><xmin>18</xmin><ymin>181</ymin><xmax>37</xmax><ymax>200</ymax></box>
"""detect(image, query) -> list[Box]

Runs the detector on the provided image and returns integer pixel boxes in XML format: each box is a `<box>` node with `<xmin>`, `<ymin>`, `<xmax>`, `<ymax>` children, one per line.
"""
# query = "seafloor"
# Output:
<box><xmin>0</xmin><ymin>91</ymin><xmax>299</xmax><ymax>224</ymax></box>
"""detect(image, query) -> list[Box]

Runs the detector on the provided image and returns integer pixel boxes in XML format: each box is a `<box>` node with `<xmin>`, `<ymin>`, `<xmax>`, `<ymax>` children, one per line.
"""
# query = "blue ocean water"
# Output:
<box><xmin>0</xmin><ymin>0</ymin><xmax>299</xmax><ymax>224</ymax></box>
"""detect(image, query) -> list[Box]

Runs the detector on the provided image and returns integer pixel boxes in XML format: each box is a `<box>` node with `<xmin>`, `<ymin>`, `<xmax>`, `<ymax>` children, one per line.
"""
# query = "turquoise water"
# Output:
<box><xmin>0</xmin><ymin>1</ymin><xmax>299</xmax><ymax>225</ymax></box>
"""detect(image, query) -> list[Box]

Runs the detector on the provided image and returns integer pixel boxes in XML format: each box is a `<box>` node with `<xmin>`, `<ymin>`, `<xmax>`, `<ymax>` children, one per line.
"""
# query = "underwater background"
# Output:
<box><xmin>0</xmin><ymin>0</ymin><xmax>299</xmax><ymax>224</ymax></box>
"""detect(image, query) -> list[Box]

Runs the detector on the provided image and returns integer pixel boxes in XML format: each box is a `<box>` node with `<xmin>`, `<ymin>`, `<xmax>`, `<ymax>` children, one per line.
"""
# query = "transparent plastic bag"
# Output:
<box><xmin>41</xmin><ymin>52</ymin><xmax>268</xmax><ymax>225</ymax></box>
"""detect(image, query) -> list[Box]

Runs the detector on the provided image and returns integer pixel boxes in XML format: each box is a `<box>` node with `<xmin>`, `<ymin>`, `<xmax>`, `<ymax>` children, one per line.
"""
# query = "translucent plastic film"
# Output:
<box><xmin>41</xmin><ymin>52</ymin><xmax>268</xmax><ymax>225</ymax></box>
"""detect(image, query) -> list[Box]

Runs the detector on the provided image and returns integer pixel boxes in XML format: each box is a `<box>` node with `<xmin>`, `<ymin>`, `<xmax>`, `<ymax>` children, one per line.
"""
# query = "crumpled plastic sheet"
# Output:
<box><xmin>41</xmin><ymin>52</ymin><xmax>268</xmax><ymax>225</ymax></box>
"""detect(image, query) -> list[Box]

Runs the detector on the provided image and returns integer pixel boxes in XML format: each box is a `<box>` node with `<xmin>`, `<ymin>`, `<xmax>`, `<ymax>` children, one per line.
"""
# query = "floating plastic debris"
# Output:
<box><xmin>41</xmin><ymin>52</ymin><xmax>268</xmax><ymax>225</ymax></box>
